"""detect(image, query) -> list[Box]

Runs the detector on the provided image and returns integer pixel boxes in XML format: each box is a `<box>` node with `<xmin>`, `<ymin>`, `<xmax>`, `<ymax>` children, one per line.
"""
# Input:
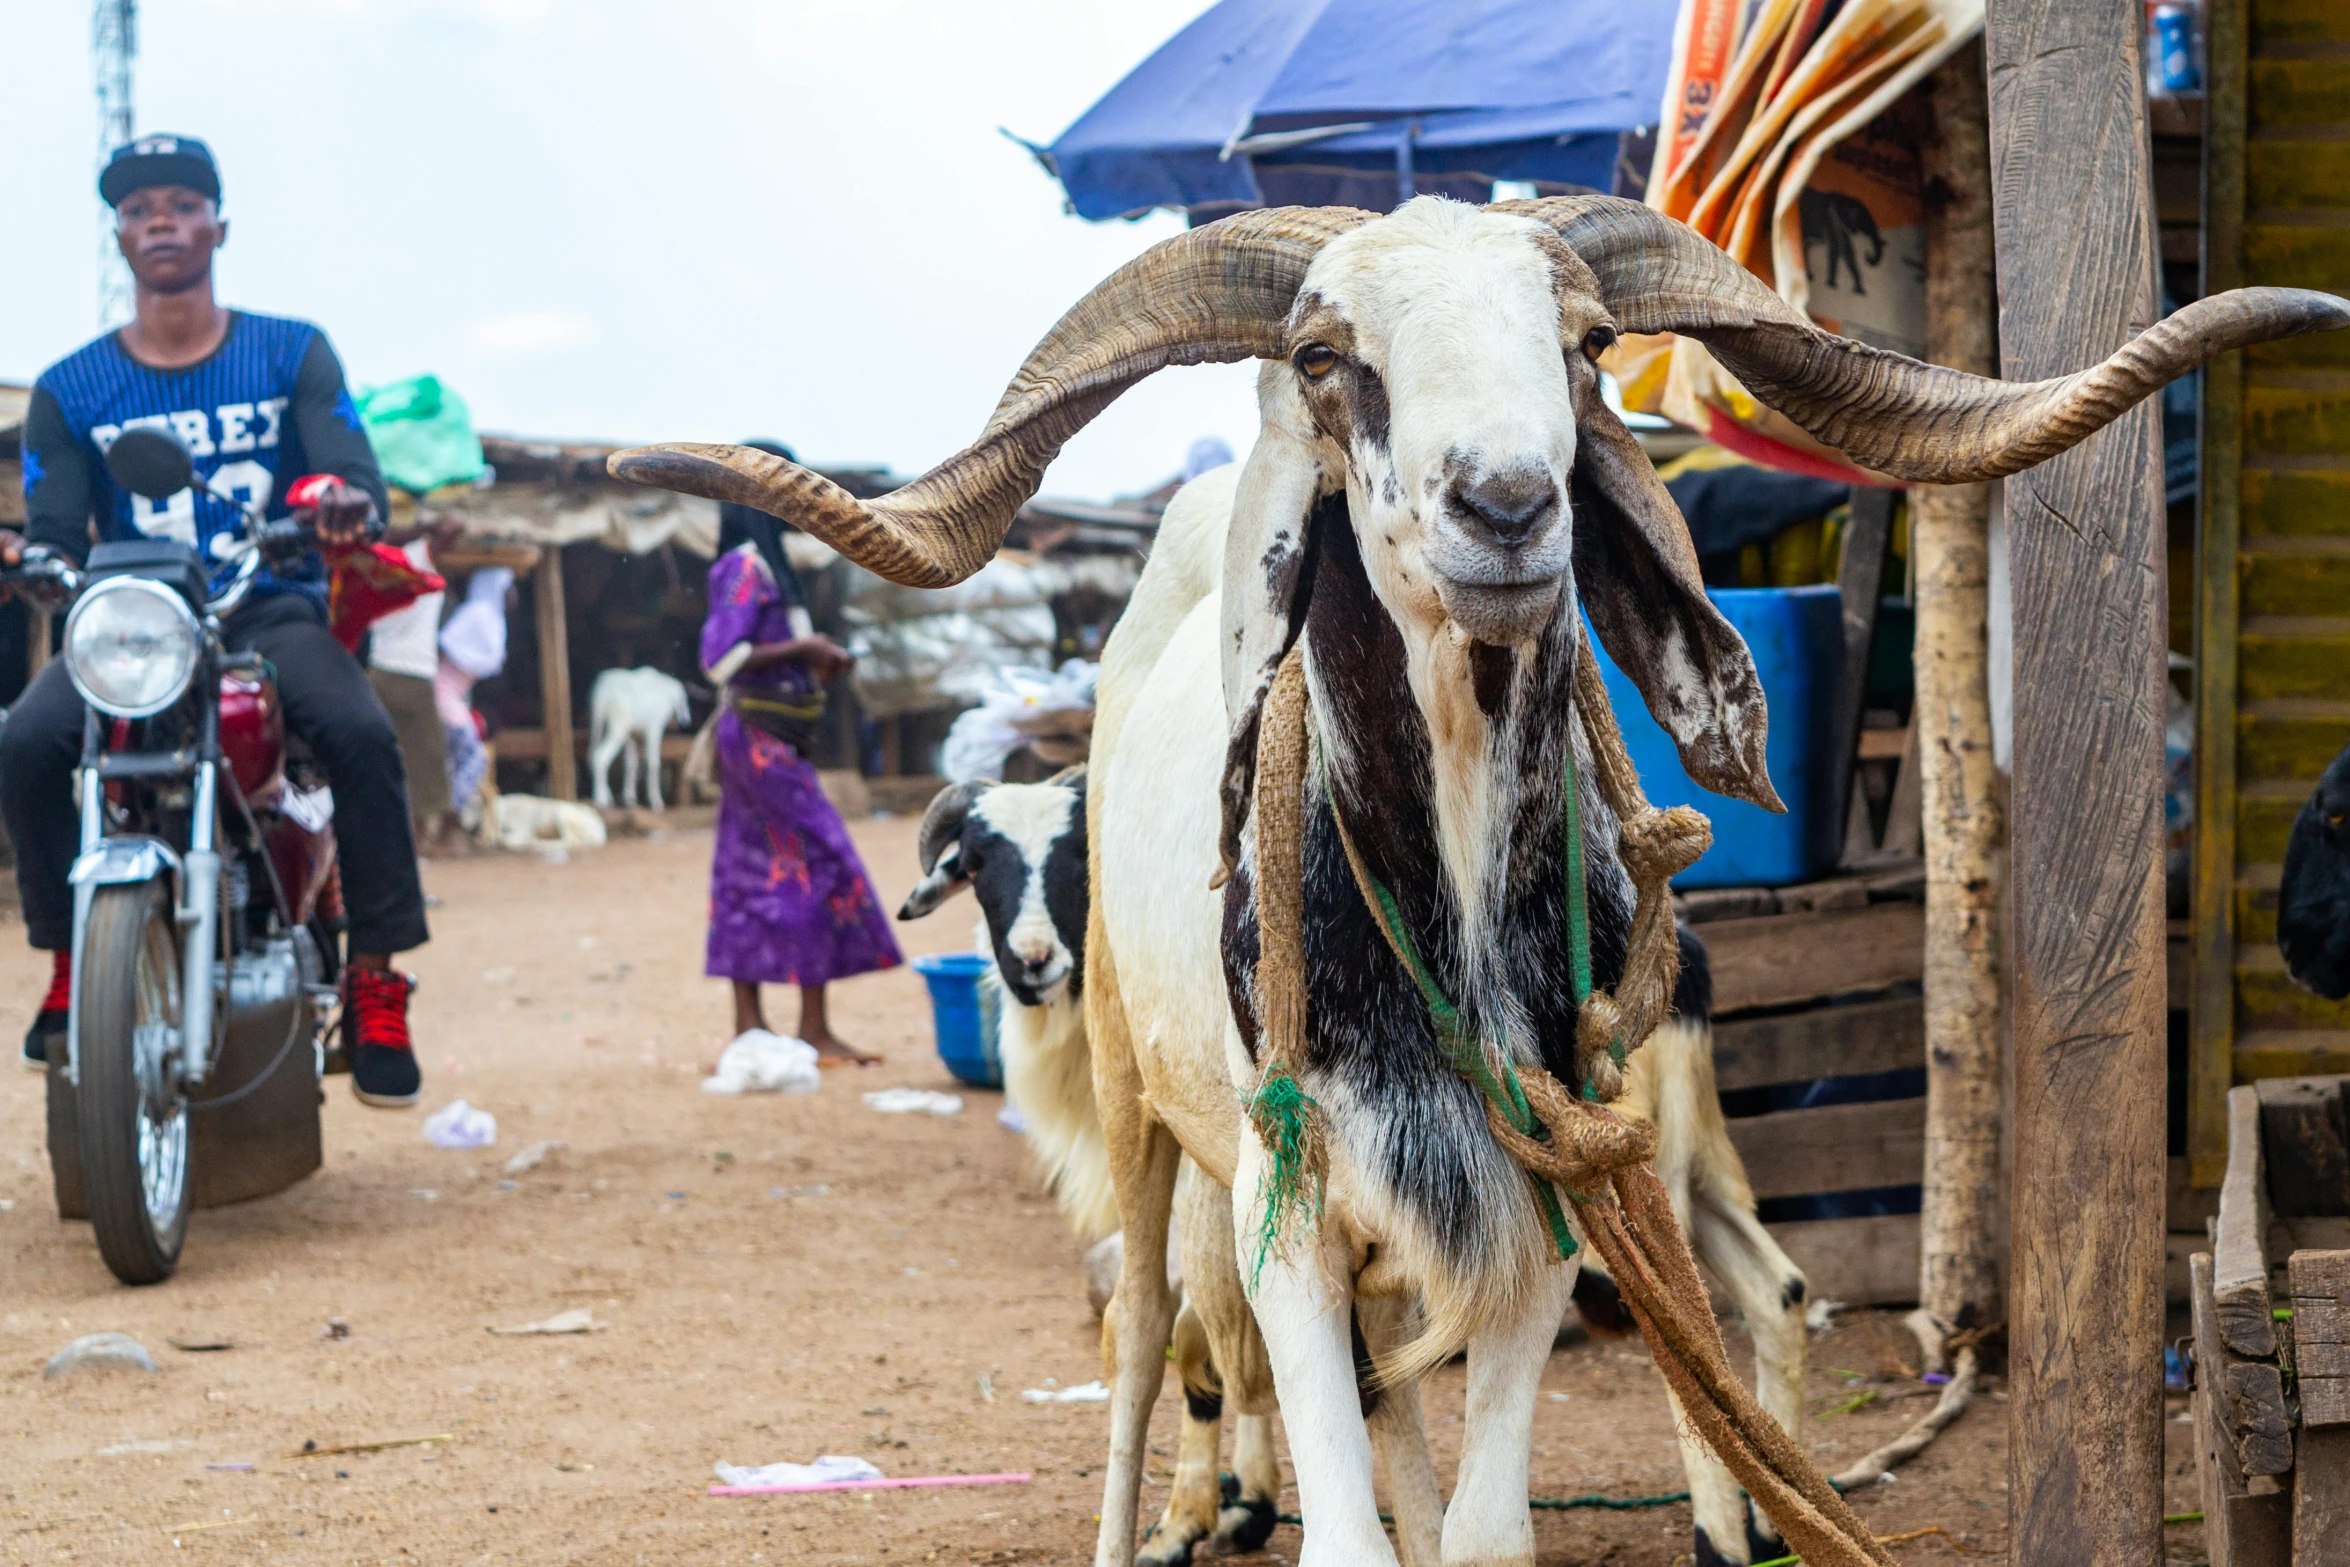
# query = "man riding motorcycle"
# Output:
<box><xmin>3</xmin><ymin>134</ymin><xmax>431</xmax><ymax>1106</ymax></box>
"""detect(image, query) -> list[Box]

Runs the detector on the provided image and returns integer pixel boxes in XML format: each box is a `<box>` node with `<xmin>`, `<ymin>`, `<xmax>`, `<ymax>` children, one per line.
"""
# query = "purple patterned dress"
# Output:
<box><xmin>700</xmin><ymin>546</ymin><xmax>902</xmax><ymax>987</ymax></box>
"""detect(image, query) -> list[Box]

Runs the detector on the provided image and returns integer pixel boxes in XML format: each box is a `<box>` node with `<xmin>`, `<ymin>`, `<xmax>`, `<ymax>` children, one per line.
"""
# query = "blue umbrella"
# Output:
<box><xmin>1025</xmin><ymin>0</ymin><xmax>1676</xmax><ymax>221</ymax></box>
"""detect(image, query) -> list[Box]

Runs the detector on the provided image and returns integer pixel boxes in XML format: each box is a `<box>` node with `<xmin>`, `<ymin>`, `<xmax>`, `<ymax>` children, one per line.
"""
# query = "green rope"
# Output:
<box><xmin>1344</xmin><ymin>741</ymin><xmax>1607</xmax><ymax>1261</ymax></box>
<box><xmin>1245</xmin><ymin>1064</ymin><xmax>1324</xmax><ymax>1289</ymax></box>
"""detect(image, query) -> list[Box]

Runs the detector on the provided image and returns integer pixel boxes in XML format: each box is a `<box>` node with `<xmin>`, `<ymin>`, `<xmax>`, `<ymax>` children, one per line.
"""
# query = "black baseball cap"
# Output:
<box><xmin>99</xmin><ymin>134</ymin><xmax>221</xmax><ymax>207</ymax></box>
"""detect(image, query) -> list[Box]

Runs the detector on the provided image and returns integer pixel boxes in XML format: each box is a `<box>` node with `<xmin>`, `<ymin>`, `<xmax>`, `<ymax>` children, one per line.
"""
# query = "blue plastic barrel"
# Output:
<box><xmin>912</xmin><ymin>953</ymin><xmax>1004</xmax><ymax>1088</ymax></box>
<box><xmin>1587</xmin><ymin>585</ymin><xmax>1845</xmax><ymax>889</ymax></box>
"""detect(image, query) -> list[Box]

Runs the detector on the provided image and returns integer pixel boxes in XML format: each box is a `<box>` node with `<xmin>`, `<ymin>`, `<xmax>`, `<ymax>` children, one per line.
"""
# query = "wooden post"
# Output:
<box><xmin>1910</xmin><ymin>41</ymin><xmax>2004</xmax><ymax>1372</ymax></box>
<box><xmin>1985</xmin><ymin>0</ymin><xmax>2172</xmax><ymax>1560</ymax></box>
<box><xmin>535</xmin><ymin>547</ymin><xmax>576</xmax><ymax>802</ymax></box>
<box><xmin>1832</xmin><ymin>486</ymin><xmax>1897</xmax><ymax>862</ymax></box>
<box><xmin>2189</xmin><ymin>0</ymin><xmax>2248</xmax><ymax>1191</ymax></box>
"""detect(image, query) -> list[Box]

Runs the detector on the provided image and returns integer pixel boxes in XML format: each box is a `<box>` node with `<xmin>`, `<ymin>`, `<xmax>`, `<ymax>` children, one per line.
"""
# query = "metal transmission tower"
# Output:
<box><xmin>93</xmin><ymin>0</ymin><xmax>137</xmax><ymax>325</ymax></box>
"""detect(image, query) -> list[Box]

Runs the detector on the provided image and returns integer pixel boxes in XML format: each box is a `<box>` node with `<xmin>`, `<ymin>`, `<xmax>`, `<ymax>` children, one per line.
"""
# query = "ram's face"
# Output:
<box><xmin>1286</xmin><ymin>201</ymin><xmax>1617</xmax><ymax>645</ymax></box>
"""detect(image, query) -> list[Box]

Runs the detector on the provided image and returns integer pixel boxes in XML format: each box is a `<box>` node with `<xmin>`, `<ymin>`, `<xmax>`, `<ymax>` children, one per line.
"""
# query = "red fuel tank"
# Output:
<box><xmin>218</xmin><ymin>670</ymin><xmax>285</xmax><ymax>804</ymax></box>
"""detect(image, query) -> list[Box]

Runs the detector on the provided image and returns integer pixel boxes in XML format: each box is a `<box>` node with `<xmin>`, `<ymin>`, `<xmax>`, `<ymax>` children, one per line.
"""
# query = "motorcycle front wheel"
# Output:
<box><xmin>75</xmin><ymin>878</ymin><xmax>191</xmax><ymax>1284</ymax></box>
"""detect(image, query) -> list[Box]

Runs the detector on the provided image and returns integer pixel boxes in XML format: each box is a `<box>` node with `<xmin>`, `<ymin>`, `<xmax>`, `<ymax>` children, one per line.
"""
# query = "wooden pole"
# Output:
<box><xmin>535</xmin><ymin>548</ymin><xmax>576</xmax><ymax>802</ymax></box>
<box><xmin>1910</xmin><ymin>41</ymin><xmax>2004</xmax><ymax>1374</ymax></box>
<box><xmin>1984</xmin><ymin>1</ymin><xmax>2171</xmax><ymax>1561</ymax></box>
<box><xmin>2188</xmin><ymin>0</ymin><xmax>2247</xmax><ymax>1191</ymax></box>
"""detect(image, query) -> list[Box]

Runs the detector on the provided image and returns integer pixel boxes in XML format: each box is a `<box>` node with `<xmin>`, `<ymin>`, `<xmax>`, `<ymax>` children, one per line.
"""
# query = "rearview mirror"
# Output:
<box><xmin>105</xmin><ymin>426</ymin><xmax>195</xmax><ymax>501</ymax></box>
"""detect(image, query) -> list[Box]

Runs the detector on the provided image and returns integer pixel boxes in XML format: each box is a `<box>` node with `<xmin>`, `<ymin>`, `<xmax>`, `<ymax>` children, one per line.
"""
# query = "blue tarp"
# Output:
<box><xmin>1036</xmin><ymin>0</ymin><xmax>1676</xmax><ymax>220</ymax></box>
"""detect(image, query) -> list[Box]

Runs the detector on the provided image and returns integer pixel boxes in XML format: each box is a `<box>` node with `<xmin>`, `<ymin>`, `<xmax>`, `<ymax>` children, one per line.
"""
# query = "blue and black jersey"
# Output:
<box><xmin>20</xmin><ymin>311</ymin><xmax>388</xmax><ymax>607</ymax></box>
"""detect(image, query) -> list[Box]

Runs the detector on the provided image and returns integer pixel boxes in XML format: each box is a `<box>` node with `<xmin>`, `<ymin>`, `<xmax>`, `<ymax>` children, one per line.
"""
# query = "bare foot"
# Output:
<box><xmin>807</xmin><ymin>1032</ymin><xmax>883</xmax><ymax>1068</ymax></box>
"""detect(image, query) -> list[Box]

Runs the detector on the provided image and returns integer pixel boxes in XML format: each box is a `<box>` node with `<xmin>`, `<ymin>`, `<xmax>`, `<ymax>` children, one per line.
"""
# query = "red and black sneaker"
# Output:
<box><xmin>22</xmin><ymin>949</ymin><xmax>71</xmax><ymax>1072</ymax></box>
<box><xmin>344</xmin><ymin>966</ymin><xmax>421</xmax><ymax>1108</ymax></box>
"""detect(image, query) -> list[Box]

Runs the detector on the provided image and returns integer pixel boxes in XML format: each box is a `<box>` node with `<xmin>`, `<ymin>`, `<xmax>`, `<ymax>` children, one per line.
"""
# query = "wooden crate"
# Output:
<box><xmin>1685</xmin><ymin>866</ymin><xmax>1928</xmax><ymax>1307</ymax></box>
<box><xmin>2191</xmin><ymin>1076</ymin><xmax>2350</xmax><ymax>1565</ymax></box>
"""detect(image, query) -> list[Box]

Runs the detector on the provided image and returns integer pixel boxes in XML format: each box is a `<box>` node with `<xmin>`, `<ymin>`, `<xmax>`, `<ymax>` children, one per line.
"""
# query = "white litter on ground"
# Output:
<box><xmin>487</xmin><ymin>1308</ymin><xmax>609</xmax><ymax>1337</ymax></box>
<box><xmin>423</xmin><ymin>1099</ymin><xmax>497</xmax><ymax>1149</ymax></box>
<box><xmin>863</xmin><ymin>1088</ymin><xmax>963</xmax><ymax>1117</ymax></box>
<box><xmin>713</xmin><ymin>1455</ymin><xmax>884</xmax><ymax>1489</ymax></box>
<box><xmin>702</xmin><ymin>1031</ymin><xmax>822</xmax><ymax>1096</ymax></box>
<box><xmin>44</xmin><ymin>1333</ymin><xmax>158</xmax><ymax>1379</ymax></box>
<box><xmin>1021</xmin><ymin>1380</ymin><xmax>1110</xmax><ymax>1404</ymax></box>
<box><xmin>503</xmin><ymin>1140</ymin><xmax>565</xmax><ymax>1174</ymax></box>
<box><xmin>996</xmin><ymin>1103</ymin><xmax>1029</xmax><ymax>1134</ymax></box>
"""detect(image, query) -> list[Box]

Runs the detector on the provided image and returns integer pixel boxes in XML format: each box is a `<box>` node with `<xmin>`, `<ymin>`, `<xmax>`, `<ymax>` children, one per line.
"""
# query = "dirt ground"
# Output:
<box><xmin>2</xmin><ymin>816</ymin><xmax>2206</xmax><ymax>1565</ymax></box>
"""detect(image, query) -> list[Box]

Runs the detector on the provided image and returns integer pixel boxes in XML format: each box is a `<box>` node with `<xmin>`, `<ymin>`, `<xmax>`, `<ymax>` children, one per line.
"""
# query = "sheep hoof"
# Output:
<box><xmin>1692</xmin><ymin>1522</ymin><xmax>1744</xmax><ymax>1567</ymax></box>
<box><xmin>1137</xmin><ymin>1527</ymin><xmax>1202</xmax><ymax>1567</ymax></box>
<box><xmin>1209</xmin><ymin>1495</ymin><xmax>1277</xmax><ymax>1556</ymax></box>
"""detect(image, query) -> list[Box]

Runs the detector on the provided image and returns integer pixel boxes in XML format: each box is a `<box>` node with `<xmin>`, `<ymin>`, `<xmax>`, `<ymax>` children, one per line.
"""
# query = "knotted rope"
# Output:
<box><xmin>1244</xmin><ymin>627</ymin><xmax>1898</xmax><ymax>1567</ymax></box>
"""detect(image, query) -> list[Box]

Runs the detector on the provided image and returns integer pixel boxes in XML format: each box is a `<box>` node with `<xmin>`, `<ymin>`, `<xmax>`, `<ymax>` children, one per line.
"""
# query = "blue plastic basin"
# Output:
<box><xmin>1587</xmin><ymin>585</ymin><xmax>1845</xmax><ymax>889</ymax></box>
<box><xmin>912</xmin><ymin>952</ymin><xmax>1004</xmax><ymax>1088</ymax></box>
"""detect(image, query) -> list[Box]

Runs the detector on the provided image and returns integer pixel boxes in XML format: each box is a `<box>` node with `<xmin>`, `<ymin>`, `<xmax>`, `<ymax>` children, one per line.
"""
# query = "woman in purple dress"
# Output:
<box><xmin>702</xmin><ymin>454</ymin><xmax>901</xmax><ymax>1064</ymax></box>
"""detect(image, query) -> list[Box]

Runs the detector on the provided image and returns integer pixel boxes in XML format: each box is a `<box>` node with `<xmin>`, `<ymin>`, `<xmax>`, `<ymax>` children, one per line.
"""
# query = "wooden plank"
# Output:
<box><xmin>2252</xmin><ymin>0</ymin><xmax>2349</xmax><ymax>47</ymax></box>
<box><xmin>1987</xmin><ymin>0</ymin><xmax>2175</xmax><ymax>1550</ymax></box>
<box><xmin>2256</xmin><ymin>1080</ymin><xmax>2350</xmax><ymax>1217</ymax></box>
<box><xmin>2296</xmin><ymin>1428</ymin><xmax>2350</xmax><ymax>1564</ymax></box>
<box><xmin>1710</xmin><ymin>996</ymin><xmax>1925</xmax><ymax>1092</ymax></box>
<box><xmin>2243</xmin><ymin>469</ymin><xmax>2350</xmax><ymax>537</ymax></box>
<box><xmin>2294</xmin><ymin>1251</ymin><xmax>2350</xmax><ymax>1429</ymax></box>
<box><xmin>1700</xmin><ymin>902</ymin><xmax>1925</xmax><ymax>1014</ymax></box>
<box><xmin>2242</xmin><ymin>554</ymin><xmax>2350</xmax><ymax>618</ymax></box>
<box><xmin>1761</xmin><ymin>1213</ymin><xmax>1918</xmax><ymax>1308</ymax></box>
<box><xmin>1723</xmin><ymin>1098</ymin><xmax>1925</xmax><ymax>1201</ymax></box>
<box><xmin>2249</xmin><ymin>59</ymin><xmax>2350</xmax><ymax>131</ymax></box>
<box><xmin>2193</xmin><ymin>1250</ymin><xmax>2295</xmax><ymax>1567</ymax></box>
<box><xmin>2239</xmin><ymin>964</ymin><xmax>2350</xmax><ymax>1031</ymax></box>
<box><xmin>2218</xmin><ymin>1085</ymin><xmax>2280</xmax><ymax>1359</ymax></box>
<box><xmin>2241</xmin><ymin>629</ymin><xmax>2350</xmax><ymax>702</ymax></box>
<box><xmin>2243</xmin><ymin>225</ymin><xmax>2350</xmax><ymax>291</ymax></box>
<box><xmin>2242</xmin><ymin>792</ymin><xmax>2306</xmax><ymax>864</ymax></box>
<box><xmin>2247</xmin><ymin>143</ymin><xmax>2350</xmax><ymax>213</ymax></box>
<box><xmin>1831</xmin><ymin>487</ymin><xmax>1897</xmax><ymax>864</ymax></box>
<box><xmin>2240</xmin><ymin>704</ymin><xmax>2350</xmax><ymax>782</ymax></box>
<box><xmin>534</xmin><ymin>549</ymin><xmax>576</xmax><ymax>802</ymax></box>
<box><xmin>2238</xmin><ymin>1032</ymin><xmax>2350</xmax><ymax>1082</ymax></box>
<box><xmin>2225</xmin><ymin>1361</ymin><xmax>2296</xmax><ymax>1477</ymax></box>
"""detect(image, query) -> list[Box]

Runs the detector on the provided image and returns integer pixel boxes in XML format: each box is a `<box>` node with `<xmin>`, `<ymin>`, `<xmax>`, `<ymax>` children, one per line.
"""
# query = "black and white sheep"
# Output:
<box><xmin>897</xmin><ymin>773</ymin><xmax>1282</xmax><ymax>1563</ymax></box>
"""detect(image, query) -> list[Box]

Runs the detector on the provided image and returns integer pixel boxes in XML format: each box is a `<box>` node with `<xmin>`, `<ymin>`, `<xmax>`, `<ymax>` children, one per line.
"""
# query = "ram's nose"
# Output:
<box><xmin>1448</xmin><ymin>465</ymin><xmax>1559</xmax><ymax>549</ymax></box>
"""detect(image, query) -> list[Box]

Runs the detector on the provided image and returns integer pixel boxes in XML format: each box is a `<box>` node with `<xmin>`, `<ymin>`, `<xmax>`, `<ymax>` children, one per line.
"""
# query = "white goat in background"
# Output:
<box><xmin>590</xmin><ymin>666</ymin><xmax>691</xmax><ymax>811</ymax></box>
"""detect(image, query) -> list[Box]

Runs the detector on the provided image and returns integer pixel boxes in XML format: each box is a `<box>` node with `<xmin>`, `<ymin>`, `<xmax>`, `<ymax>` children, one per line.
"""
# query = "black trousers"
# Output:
<box><xmin>0</xmin><ymin>594</ymin><xmax>430</xmax><ymax>955</ymax></box>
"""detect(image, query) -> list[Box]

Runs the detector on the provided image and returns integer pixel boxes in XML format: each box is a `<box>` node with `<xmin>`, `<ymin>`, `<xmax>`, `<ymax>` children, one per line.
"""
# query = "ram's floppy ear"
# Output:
<box><xmin>1218</xmin><ymin>368</ymin><xmax>1333</xmax><ymax>885</ymax></box>
<box><xmin>898</xmin><ymin>780</ymin><xmax>988</xmax><ymax>919</ymax></box>
<box><xmin>1570</xmin><ymin>404</ymin><xmax>1783</xmax><ymax>813</ymax></box>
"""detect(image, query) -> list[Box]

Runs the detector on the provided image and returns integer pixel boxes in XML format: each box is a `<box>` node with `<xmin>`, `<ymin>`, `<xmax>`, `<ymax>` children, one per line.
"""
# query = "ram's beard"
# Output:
<box><xmin>1433</xmin><ymin>576</ymin><xmax>1564</xmax><ymax>646</ymax></box>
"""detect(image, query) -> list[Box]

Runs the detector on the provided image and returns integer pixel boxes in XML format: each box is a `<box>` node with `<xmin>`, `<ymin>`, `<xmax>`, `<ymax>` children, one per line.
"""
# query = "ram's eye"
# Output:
<box><xmin>1580</xmin><ymin>325</ymin><xmax>1618</xmax><ymax>362</ymax></box>
<box><xmin>1296</xmin><ymin>344</ymin><xmax>1339</xmax><ymax>379</ymax></box>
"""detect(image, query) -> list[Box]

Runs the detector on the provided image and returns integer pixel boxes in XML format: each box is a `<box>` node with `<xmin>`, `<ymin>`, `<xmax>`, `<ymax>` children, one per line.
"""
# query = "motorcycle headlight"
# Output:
<box><xmin>63</xmin><ymin>578</ymin><xmax>201</xmax><ymax>718</ymax></box>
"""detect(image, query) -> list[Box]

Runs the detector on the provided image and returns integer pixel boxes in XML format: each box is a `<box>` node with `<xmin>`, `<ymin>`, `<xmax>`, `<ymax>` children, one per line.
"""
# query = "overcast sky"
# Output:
<box><xmin>0</xmin><ymin>0</ymin><xmax>1262</xmax><ymax>500</ymax></box>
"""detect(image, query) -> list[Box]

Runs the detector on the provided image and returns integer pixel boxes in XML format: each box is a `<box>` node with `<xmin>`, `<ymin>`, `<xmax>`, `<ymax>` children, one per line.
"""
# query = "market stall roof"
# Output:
<box><xmin>1027</xmin><ymin>0</ymin><xmax>1673</xmax><ymax>220</ymax></box>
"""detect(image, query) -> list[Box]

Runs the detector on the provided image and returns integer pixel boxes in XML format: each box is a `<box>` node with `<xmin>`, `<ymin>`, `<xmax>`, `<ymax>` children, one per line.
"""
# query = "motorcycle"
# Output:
<box><xmin>32</xmin><ymin>425</ymin><xmax>359</xmax><ymax>1285</ymax></box>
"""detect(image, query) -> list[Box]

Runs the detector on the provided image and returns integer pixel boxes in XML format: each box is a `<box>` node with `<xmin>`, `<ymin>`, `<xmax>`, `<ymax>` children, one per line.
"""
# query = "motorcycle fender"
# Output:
<box><xmin>68</xmin><ymin>836</ymin><xmax>181</xmax><ymax>890</ymax></box>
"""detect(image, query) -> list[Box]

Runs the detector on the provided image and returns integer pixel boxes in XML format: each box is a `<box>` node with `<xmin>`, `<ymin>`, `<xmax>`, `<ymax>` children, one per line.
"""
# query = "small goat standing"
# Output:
<box><xmin>590</xmin><ymin>666</ymin><xmax>691</xmax><ymax>811</ymax></box>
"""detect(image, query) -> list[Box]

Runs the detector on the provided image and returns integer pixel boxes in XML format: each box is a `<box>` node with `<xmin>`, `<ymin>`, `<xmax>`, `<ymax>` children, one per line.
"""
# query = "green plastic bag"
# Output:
<box><xmin>355</xmin><ymin>374</ymin><xmax>487</xmax><ymax>496</ymax></box>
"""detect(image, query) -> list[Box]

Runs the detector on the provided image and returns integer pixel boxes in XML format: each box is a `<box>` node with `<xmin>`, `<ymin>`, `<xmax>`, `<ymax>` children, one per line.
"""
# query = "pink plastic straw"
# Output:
<box><xmin>709</xmin><ymin>1472</ymin><xmax>1031</xmax><ymax>1497</ymax></box>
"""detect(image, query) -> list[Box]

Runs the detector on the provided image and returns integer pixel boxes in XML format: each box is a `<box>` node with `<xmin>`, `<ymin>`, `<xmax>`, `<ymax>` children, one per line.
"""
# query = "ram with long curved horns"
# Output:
<box><xmin>617</xmin><ymin>195</ymin><xmax>2347</xmax><ymax>1567</ymax></box>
